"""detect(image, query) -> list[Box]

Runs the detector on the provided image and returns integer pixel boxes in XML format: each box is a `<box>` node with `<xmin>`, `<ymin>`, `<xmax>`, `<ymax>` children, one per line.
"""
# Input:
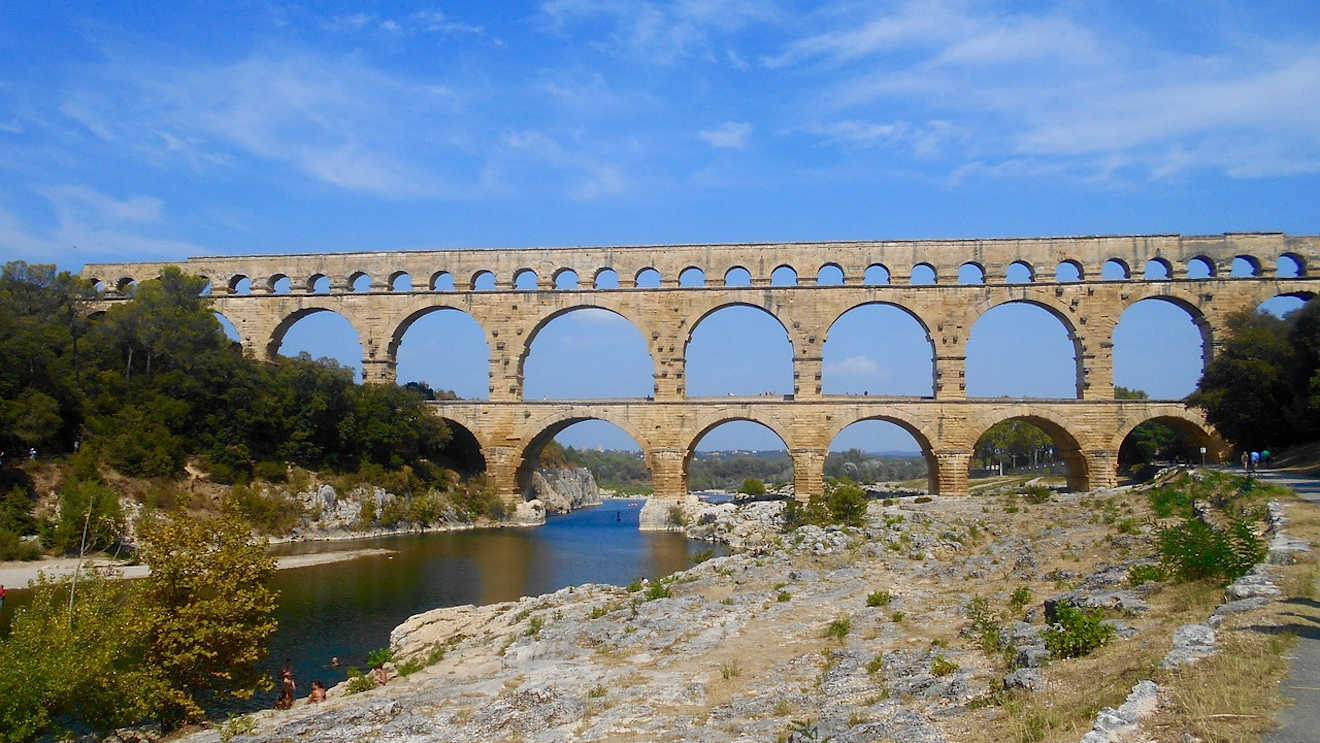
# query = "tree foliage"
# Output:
<box><xmin>973</xmin><ymin>419</ymin><xmax>1053</xmax><ymax>470</ymax></box>
<box><xmin>0</xmin><ymin>511</ymin><xmax>277</xmax><ymax>740</ymax></box>
<box><xmin>0</xmin><ymin>262</ymin><xmax>454</xmax><ymax>492</ymax></box>
<box><xmin>136</xmin><ymin>511</ymin><xmax>279</xmax><ymax>725</ymax></box>
<box><xmin>1189</xmin><ymin>299</ymin><xmax>1320</xmax><ymax>449</ymax></box>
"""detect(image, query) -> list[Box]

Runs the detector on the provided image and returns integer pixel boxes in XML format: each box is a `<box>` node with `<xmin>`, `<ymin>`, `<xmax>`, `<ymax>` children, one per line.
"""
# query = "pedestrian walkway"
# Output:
<box><xmin>1251</xmin><ymin>468</ymin><xmax>1320</xmax><ymax>743</ymax></box>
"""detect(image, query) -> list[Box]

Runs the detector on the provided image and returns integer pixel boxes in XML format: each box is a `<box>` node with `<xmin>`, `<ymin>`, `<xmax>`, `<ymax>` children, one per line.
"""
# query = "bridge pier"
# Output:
<box><xmin>932</xmin><ymin>450</ymin><xmax>970</xmax><ymax>496</ymax></box>
<box><xmin>483</xmin><ymin>446</ymin><xmax>524</xmax><ymax>507</ymax></box>
<box><xmin>646</xmin><ymin>448</ymin><xmax>688</xmax><ymax>500</ymax></box>
<box><xmin>791</xmin><ymin>447</ymin><xmax>828</xmax><ymax>501</ymax></box>
<box><xmin>362</xmin><ymin>358</ymin><xmax>396</xmax><ymax>384</ymax></box>
<box><xmin>1083</xmin><ymin>450</ymin><xmax>1120</xmax><ymax>490</ymax></box>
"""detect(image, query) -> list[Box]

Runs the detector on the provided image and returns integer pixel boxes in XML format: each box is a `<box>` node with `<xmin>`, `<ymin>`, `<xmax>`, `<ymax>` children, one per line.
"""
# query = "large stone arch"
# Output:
<box><xmin>823</xmin><ymin>300</ymin><xmax>936</xmax><ymax>395</ymax></box>
<box><xmin>267</xmin><ymin>307</ymin><xmax>363</xmax><ymax>360</ymax></box>
<box><xmin>966</xmin><ymin>297</ymin><xmax>1084</xmax><ymax>398</ymax></box>
<box><xmin>967</xmin><ymin>409</ymin><xmax>1091</xmax><ymax>491</ymax></box>
<box><xmin>514</xmin><ymin>413</ymin><xmax>651</xmax><ymax>498</ymax></box>
<box><xmin>388</xmin><ymin>303</ymin><xmax>494</xmax><ymax>398</ymax></box>
<box><xmin>826</xmin><ymin>414</ymin><xmax>940</xmax><ymax>494</ymax></box>
<box><xmin>516</xmin><ymin>303</ymin><xmax>656</xmax><ymax>397</ymax></box>
<box><xmin>682</xmin><ymin>415</ymin><xmax>793</xmax><ymax>494</ymax></box>
<box><xmin>1114</xmin><ymin>292</ymin><xmax>1215</xmax><ymax>393</ymax></box>
<box><xmin>435</xmin><ymin>416</ymin><xmax>489</xmax><ymax>477</ymax></box>
<box><xmin>387</xmin><ymin>304</ymin><xmax>490</xmax><ymax>358</ymax></box>
<box><xmin>1110</xmin><ymin>407</ymin><xmax>1225</xmax><ymax>456</ymax></box>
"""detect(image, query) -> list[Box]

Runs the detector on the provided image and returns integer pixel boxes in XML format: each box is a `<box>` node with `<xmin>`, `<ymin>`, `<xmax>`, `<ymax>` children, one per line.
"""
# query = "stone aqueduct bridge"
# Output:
<box><xmin>83</xmin><ymin>233</ymin><xmax>1319</xmax><ymax>502</ymax></box>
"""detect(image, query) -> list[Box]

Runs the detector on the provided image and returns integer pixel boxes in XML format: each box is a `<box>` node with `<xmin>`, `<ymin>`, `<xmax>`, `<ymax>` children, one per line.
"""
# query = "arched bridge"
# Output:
<box><xmin>82</xmin><ymin>232</ymin><xmax>1319</xmax><ymax>502</ymax></box>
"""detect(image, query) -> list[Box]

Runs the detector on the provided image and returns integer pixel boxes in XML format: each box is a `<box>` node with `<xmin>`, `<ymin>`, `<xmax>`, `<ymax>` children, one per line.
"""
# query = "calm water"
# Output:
<box><xmin>1</xmin><ymin>499</ymin><xmax>705</xmax><ymax>712</ymax></box>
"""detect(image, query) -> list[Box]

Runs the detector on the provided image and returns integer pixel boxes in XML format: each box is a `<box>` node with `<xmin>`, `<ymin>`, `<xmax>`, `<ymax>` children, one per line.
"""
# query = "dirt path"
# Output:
<box><xmin>1255</xmin><ymin>468</ymin><xmax>1320</xmax><ymax>743</ymax></box>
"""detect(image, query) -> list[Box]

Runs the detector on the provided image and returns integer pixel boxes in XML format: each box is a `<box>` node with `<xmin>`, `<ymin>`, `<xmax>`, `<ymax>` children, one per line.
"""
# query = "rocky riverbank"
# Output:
<box><xmin>173</xmin><ymin>471</ymin><xmax>1319</xmax><ymax>743</ymax></box>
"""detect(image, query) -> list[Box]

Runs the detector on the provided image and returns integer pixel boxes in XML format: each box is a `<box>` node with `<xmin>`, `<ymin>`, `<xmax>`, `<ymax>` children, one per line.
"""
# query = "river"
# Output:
<box><xmin>0</xmin><ymin>498</ymin><xmax>707</xmax><ymax>712</ymax></box>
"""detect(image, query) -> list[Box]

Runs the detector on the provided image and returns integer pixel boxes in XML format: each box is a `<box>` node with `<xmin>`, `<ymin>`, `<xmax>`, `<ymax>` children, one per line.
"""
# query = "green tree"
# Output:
<box><xmin>0</xmin><ymin>574</ymin><xmax>168</xmax><ymax>742</ymax></box>
<box><xmin>135</xmin><ymin>510</ymin><xmax>279</xmax><ymax>725</ymax></box>
<box><xmin>0</xmin><ymin>261</ymin><xmax>92</xmax><ymax>454</ymax></box>
<box><xmin>52</xmin><ymin>476</ymin><xmax>124</xmax><ymax>554</ymax></box>
<box><xmin>974</xmin><ymin>420</ymin><xmax>1052</xmax><ymax>472</ymax></box>
<box><xmin>1188</xmin><ymin>306</ymin><xmax>1304</xmax><ymax>448</ymax></box>
<box><xmin>739</xmin><ymin>477</ymin><xmax>766</xmax><ymax>496</ymax></box>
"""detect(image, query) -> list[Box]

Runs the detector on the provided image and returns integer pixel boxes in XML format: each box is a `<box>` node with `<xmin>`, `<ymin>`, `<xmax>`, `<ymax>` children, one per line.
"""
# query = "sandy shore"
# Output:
<box><xmin>0</xmin><ymin>548</ymin><xmax>396</xmax><ymax>590</ymax></box>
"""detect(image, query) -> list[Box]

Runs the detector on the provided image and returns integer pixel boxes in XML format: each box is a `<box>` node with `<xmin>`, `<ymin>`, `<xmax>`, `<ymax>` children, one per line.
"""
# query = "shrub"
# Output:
<box><xmin>252</xmin><ymin>460</ymin><xmax>287</xmax><ymax>482</ymax></box>
<box><xmin>1042</xmin><ymin>603</ymin><xmax>1114</xmax><ymax>659</ymax></box>
<box><xmin>739</xmin><ymin>478</ymin><xmax>766</xmax><ymax>496</ymax></box>
<box><xmin>826</xmin><ymin>483</ymin><xmax>868</xmax><ymax>527</ymax></box>
<box><xmin>588</xmin><ymin>605</ymin><xmax>610</xmax><ymax>619</ymax></box>
<box><xmin>1148</xmin><ymin>485</ymin><xmax>1195</xmax><ymax>518</ymax></box>
<box><xmin>396</xmin><ymin>658</ymin><xmax>424</xmax><ymax>677</ymax></box>
<box><xmin>345</xmin><ymin>668</ymin><xmax>375</xmax><ymax>694</ymax></box>
<box><xmin>1157</xmin><ymin>516</ymin><xmax>1263</xmax><ymax>583</ymax></box>
<box><xmin>526</xmin><ymin>615</ymin><xmax>545</xmax><ymax>636</ymax></box>
<box><xmin>0</xmin><ymin>527</ymin><xmax>41</xmax><ymax>560</ymax></box>
<box><xmin>891</xmin><ymin>611</ymin><xmax>905</xmax><ymax>622</ymax></box>
<box><xmin>588</xmin><ymin>684</ymin><xmax>607</xmax><ymax>698</ymax></box>
<box><xmin>1127</xmin><ymin>564</ymin><xmax>1167</xmax><ymax>586</ymax></box>
<box><xmin>865</xmin><ymin>653</ymin><xmax>884</xmax><ymax>674</ymax></box>
<box><xmin>914</xmin><ymin>495</ymin><xmax>932</xmax><ymax>504</ymax></box>
<box><xmin>691</xmin><ymin>547</ymin><xmax>714</xmax><ymax>564</ymax></box>
<box><xmin>1022</xmin><ymin>485</ymin><xmax>1052</xmax><ymax>504</ymax></box>
<box><xmin>667</xmin><ymin>505</ymin><xmax>688</xmax><ymax>528</ymax></box>
<box><xmin>218</xmin><ymin>714</ymin><xmax>256</xmax><ymax>743</ymax></box>
<box><xmin>1009</xmin><ymin>586</ymin><xmax>1033</xmax><ymax>613</ymax></box>
<box><xmin>626</xmin><ymin>578</ymin><xmax>643</xmax><ymax>592</ymax></box>
<box><xmin>644</xmin><ymin>582</ymin><xmax>671</xmax><ymax>601</ymax></box>
<box><xmin>720</xmin><ymin>660</ymin><xmax>740</xmax><ymax>679</ymax></box>
<box><xmin>930</xmin><ymin>655</ymin><xmax>959</xmax><ymax>676</ymax></box>
<box><xmin>866</xmin><ymin>590</ymin><xmax>892</xmax><ymax>607</ymax></box>
<box><xmin>366</xmin><ymin>647</ymin><xmax>394</xmax><ymax>668</ymax></box>
<box><xmin>226</xmin><ymin>484</ymin><xmax>303</xmax><ymax>535</ymax></box>
<box><xmin>825</xmin><ymin>616</ymin><xmax>851</xmax><ymax>641</ymax></box>
<box><xmin>777</xmin><ymin>590</ymin><xmax>791</xmax><ymax>602</ymax></box>
<box><xmin>964</xmin><ymin>595</ymin><xmax>1003</xmax><ymax>656</ymax></box>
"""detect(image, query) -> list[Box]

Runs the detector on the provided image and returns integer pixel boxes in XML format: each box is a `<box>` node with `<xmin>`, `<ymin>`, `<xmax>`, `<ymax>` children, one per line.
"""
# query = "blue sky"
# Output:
<box><xmin>3</xmin><ymin>1</ymin><xmax>1317</xmax><ymax>453</ymax></box>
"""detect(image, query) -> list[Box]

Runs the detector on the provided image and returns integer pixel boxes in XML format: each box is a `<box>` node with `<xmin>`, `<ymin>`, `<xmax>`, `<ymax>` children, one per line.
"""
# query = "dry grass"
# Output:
<box><xmin>1148</xmin><ymin>632</ymin><xmax>1295</xmax><ymax>743</ymax></box>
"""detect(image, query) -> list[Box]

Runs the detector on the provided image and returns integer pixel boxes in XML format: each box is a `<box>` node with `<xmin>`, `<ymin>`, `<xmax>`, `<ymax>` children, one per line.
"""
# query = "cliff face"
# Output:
<box><xmin>526</xmin><ymin>467</ymin><xmax>601</xmax><ymax>514</ymax></box>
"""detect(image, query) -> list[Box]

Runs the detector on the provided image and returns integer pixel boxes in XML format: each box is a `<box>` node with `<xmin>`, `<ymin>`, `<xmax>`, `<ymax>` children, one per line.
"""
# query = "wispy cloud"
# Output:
<box><xmin>770</xmin><ymin>2</ymin><xmax>1320</xmax><ymax>179</ymax></box>
<box><xmin>0</xmin><ymin>186</ymin><xmax>208</xmax><ymax>265</ymax></box>
<box><xmin>698</xmin><ymin>121</ymin><xmax>752</xmax><ymax>149</ymax></box>
<box><xmin>55</xmin><ymin>52</ymin><xmax>472</xmax><ymax>198</ymax></box>
<box><xmin>538</xmin><ymin>0</ymin><xmax>780</xmax><ymax>64</ymax></box>
<box><xmin>824</xmin><ymin>355</ymin><xmax>881</xmax><ymax>376</ymax></box>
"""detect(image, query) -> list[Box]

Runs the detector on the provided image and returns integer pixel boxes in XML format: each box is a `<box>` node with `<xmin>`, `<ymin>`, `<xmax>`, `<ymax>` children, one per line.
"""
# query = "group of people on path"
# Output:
<box><xmin>273</xmin><ymin>655</ymin><xmax>390</xmax><ymax>709</ymax></box>
<box><xmin>1241</xmin><ymin>448</ymin><xmax>1272</xmax><ymax>474</ymax></box>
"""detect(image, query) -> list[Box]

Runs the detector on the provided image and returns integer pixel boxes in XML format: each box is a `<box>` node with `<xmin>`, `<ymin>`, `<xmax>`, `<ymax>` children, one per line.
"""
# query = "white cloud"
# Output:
<box><xmin>824</xmin><ymin>355</ymin><xmax>880</xmax><ymax>376</ymax></box>
<box><xmin>40</xmin><ymin>185</ymin><xmax>162</xmax><ymax>223</ymax></box>
<box><xmin>776</xmin><ymin>2</ymin><xmax>1320</xmax><ymax>179</ymax></box>
<box><xmin>698</xmin><ymin>121</ymin><xmax>752</xmax><ymax>149</ymax></box>
<box><xmin>54</xmin><ymin>52</ymin><xmax>472</xmax><ymax>198</ymax></box>
<box><xmin>409</xmin><ymin>10</ymin><xmax>487</xmax><ymax>37</ymax></box>
<box><xmin>0</xmin><ymin>197</ymin><xmax>207</xmax><ymax>265</ymax></box>
<box><xmin>538</xmin><ymin>0</ymin><xmax>780</xmax><ymax>64</ymax></box>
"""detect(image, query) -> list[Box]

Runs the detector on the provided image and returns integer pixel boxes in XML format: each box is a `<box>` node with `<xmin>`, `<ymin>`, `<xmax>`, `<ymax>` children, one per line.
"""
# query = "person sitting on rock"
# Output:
<box><xmin>372</xmin><ymin>663</ymin><xmax>390</xmax><ymax>687</ymax></box>
<box><xmin>308</xmin><ymin>681</ymin><xmax>326</xmax><ymax>703</ymax></box>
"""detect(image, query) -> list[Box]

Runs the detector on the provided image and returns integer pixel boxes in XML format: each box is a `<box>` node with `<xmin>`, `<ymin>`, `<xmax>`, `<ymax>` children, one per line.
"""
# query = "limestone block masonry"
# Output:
<box><xmin>83</xmin><ymin>232</ymin><xmax>1319</xmax><ymax>504</ymax></box>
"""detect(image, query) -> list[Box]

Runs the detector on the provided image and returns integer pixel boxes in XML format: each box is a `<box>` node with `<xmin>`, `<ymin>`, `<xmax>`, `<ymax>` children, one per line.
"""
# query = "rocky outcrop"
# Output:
<box><xmin>525</xmin><ymin>467</ymin><xmax>601</xmax><ymax>514</ymax></box>
<box><xmin>286</xmin><ymin>485</ymin><xmax>472</xmax><ymax>541</ymax></box>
